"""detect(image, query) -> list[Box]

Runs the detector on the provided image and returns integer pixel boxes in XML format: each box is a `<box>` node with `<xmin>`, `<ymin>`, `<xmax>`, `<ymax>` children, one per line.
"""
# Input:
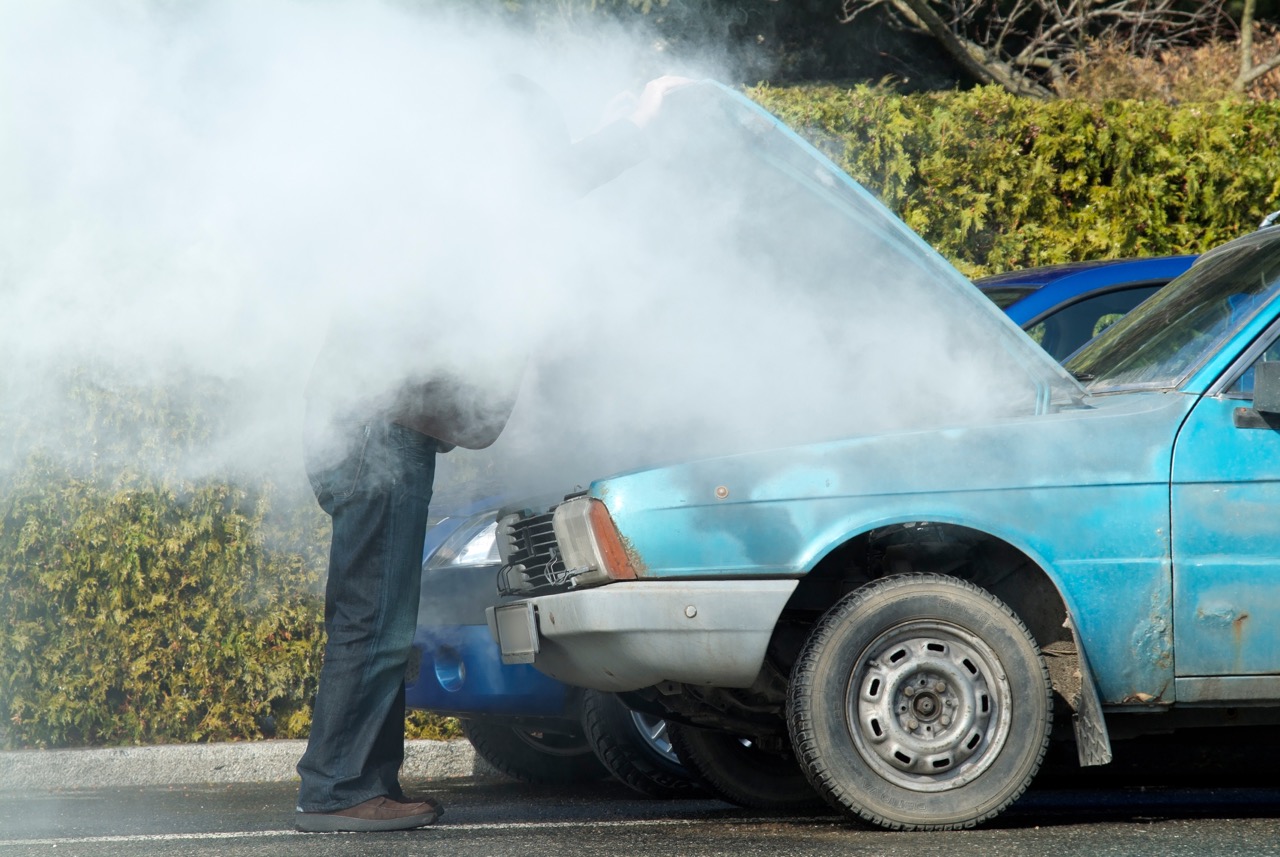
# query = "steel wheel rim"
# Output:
<box><xmin>845</xmin><ymin>619</ymin><xmax>1011</xmax><ymax>793</ymax></box>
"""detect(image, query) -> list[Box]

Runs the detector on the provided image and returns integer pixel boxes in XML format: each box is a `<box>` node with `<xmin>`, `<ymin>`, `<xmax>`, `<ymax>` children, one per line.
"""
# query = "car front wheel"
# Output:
<box><xmin>787</xmin><ymin>573</ymin><xmax>1052</xmax><ymax>830</ymax></box>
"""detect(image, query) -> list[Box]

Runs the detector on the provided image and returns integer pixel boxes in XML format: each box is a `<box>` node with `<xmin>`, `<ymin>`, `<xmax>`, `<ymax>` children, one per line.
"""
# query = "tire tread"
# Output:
<box><xmin>461</xmin><ymin>718</ymin><xmax>609</xmax><ymax>785</ymax></box>
<box><xmin>787</xmin><ymin>572</ymin><xmax>1052</xmax><ymax>831</ymax></box>
<box><xmin>581</xmin><ymin>690</ymin><xmax>701</xmax><ymax>799</ymax></box>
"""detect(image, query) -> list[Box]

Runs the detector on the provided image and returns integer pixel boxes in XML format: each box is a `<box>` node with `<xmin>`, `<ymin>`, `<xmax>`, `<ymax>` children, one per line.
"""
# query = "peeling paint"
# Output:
<box><xmin>1130</xmin><ymin>587</ymin><xmax>1174</xmax><ymax>677</ymax></box>
<box><xmin>1196</xmin><ymin>604</ymin><xmax>1243</xmax><ymax>626</ymax></box>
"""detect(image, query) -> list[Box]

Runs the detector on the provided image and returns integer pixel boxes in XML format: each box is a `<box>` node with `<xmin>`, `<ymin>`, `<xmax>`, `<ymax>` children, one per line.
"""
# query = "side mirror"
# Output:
<box><xmin>1254</xmin><ymin>361</ymin><xmax>1280</xmax><ymax>415</ymax></box>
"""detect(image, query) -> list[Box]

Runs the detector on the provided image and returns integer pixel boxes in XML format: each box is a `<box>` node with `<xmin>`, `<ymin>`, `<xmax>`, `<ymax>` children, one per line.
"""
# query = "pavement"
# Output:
<box><xmin>0</xmin><ymin>738</ymin><xmax>497</xmax><ymax>792</ymax></box>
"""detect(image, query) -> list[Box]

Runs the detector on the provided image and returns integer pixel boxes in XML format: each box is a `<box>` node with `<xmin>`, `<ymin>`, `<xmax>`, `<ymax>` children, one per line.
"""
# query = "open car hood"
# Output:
<box><xmin>436</xmin><ymin>82</ymin><xmax>1089</xmax><ymax>503</ymax></box>
<box><xmin>628</xmin><ymin>82</ymin><xmax>1085</xmax><ymax>420</ymax></box>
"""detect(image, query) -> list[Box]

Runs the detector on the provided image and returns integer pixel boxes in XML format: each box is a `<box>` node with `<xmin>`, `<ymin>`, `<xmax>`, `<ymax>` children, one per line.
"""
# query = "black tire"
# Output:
<box><xmin>666</xmin><ymin>721</ymin><xmax>824</xmax><ymax>811</ymax></box>
<box><xmin>787</xmin><ymin>573</ymin><xmax>1052</xmax><ymax>831</ymax></box>
<box><xmin>461</xmin><ymin>717</ymin><xmax>610</xmax><ymax>784</ymax></box>
<box><xmin>581</xmin><ymin>690</ymin><xmax>701</xmax><ymax>799</ymax></box>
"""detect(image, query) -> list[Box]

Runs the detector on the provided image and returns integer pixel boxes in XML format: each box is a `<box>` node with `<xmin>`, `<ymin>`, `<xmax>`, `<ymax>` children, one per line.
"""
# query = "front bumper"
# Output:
<box><xmin>405</xmin><ymin>624</ymin><xmax>574</xmax><ymax>717</ymax></box>
<box><xmin>486</xmin><ymin>579</ymin><xmax>799</xmax><ymax>692</ymax></box>
<box><xmin>407</xmin><ymin>557</ymin><xmax>574</xmax><ymax>718</ymax></box>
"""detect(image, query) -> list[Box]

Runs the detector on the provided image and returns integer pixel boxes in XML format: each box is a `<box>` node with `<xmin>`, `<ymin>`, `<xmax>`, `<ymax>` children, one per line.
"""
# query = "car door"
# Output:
<box><xmin>1170</xmin><ymin>327</ymin><xmax>1280</xmax><ymax>698</ymax></box>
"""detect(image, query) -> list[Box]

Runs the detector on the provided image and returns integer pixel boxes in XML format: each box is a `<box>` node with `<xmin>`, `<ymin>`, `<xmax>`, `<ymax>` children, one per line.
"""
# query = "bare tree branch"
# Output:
<box><xmin>1236</xmin><ymin>52</ymin><xmax>1280</xmax><ymax>90</ymax></box>
<box><xmin>843</xmin><ymin>0</ymin><xmax>1230</xmax><ymax>100</ymax></box>
<box><xmin>1232</xmin><ymin>0</ymin><xmax>1280</xmax><ymax>93</ymax></box>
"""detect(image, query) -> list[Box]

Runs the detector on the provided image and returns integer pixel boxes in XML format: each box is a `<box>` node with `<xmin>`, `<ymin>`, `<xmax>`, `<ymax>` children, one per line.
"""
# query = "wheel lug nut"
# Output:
<box><xmin>940</xmin><ymin>715</ymin><xmax>951</xmax><ymax>727</ymax></box>
<box><xmin>908</xmin><ymin>719</ymin><xmax>919</xmax><ymax>730</ymax></box>
<box><xmin>903</xmin><ymin>686</ymin><xmax>916</xmax><ymax>697</ymax></box>
<box><xmin>935</xmin><ymin>681</ymin><xmax>946</xmax><ymax>693</ymax></box>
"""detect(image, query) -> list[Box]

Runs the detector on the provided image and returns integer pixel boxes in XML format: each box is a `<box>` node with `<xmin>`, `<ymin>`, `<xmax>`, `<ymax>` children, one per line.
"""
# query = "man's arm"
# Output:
<box><xmin>560</xmin><ymin>75</ymin><xmax>694</xmax><ymax>198</ymax></box>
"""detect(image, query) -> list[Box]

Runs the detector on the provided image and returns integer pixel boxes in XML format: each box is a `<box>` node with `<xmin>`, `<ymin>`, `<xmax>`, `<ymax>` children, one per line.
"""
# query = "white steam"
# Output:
<box><xmin>0</xmin><ymin>0</ymin><xmax>1037</xmax><ymax>509</ymax></box>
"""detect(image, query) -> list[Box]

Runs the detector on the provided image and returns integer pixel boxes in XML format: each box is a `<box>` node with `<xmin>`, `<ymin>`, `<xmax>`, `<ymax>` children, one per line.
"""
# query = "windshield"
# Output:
<box><xmin>1067</xmin><ymin>233</ymin><xmax>1280</xmax><ymax>391</ymax></box>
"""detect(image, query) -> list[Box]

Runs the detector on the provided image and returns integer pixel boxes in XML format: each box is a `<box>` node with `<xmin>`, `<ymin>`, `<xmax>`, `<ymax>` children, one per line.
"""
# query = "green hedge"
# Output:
<box><xmin>750</xmin><ymin>84</ymin><xmax>1280</xmax><ymax>276</ymax></box>
<box><xmin>5</xmin><ymin>87</ymin><xmax>1280</xmax><ymax>749</ymax></box>
<box><xmin>0</xmin><ymin>375</ymin><xmax>329</xmax><ymax>747</ymax></box>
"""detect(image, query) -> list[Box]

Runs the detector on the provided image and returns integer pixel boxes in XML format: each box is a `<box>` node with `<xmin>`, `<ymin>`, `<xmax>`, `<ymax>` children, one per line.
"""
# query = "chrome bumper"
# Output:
<box><xmin>486</xmin><ymin>579</ymin><xmax>799</xmax><ymax>692</ymax></box>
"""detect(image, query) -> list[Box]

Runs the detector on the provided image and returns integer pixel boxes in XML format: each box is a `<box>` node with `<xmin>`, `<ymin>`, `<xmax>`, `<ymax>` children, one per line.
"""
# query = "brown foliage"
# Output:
<box><xmin>1067</xmin><ymin>31</ymin><xmax>1280</xmax><ymax>102</ymax></box>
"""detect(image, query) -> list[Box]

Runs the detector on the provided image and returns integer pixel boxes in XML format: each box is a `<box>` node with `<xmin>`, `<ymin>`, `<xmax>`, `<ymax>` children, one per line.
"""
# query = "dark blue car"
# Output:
<box><xmin>405</xmin><ymin>253</ymin><xmax>1198</xmax><ymax>795</ymax></box>
<box><xmin>977</xmin><ymin>255</ymin><xmax>1197</xmax><ymax>360</ymax></box>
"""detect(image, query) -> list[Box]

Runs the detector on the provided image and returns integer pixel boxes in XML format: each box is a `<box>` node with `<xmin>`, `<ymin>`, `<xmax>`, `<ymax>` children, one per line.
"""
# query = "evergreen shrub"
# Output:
<box><xmin>0</xmin><ymin>373</ymin><xmax>461</xmax><ymax>748</ymax></box>
<box><xmin>750</xmin><ymin>84</ymin><xmax>1280</xmax><ymax>276</ymax></box>
<box><xmin>0</xmin><ymin>373</ymin><xmax>328</xmax><ymax>748</ymax></box>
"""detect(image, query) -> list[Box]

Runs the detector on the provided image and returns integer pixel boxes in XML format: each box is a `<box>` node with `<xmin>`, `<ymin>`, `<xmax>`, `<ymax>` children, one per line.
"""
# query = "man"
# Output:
<box><xmin>294</xmin><ymin>75</ymin><xmax>690</xmax><ymax>833</ymax></box>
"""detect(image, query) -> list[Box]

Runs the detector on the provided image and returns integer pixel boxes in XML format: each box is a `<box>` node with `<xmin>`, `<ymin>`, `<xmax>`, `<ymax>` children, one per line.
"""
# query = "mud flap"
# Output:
<box><xmin>1068</xmin><ymin>618</ymin><xmax>1113</xmax><ymax>767</ymax></box>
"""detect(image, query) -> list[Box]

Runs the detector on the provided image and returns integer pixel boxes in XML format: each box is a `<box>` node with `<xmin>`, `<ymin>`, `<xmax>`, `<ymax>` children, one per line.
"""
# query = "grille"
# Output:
<box><xmin>497</xmin><ymin>508</ymin><xmax>568</xmax><ymax>595</ymax></box>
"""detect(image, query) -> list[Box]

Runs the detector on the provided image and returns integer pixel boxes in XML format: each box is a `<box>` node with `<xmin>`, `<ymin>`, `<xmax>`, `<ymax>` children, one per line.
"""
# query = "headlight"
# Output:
<box><xmin>494</xmin><ymin>497</ymin><xmax>639</xmax><ymax>593</ymax></box>
<box><xmin>424</xmin><ymin>512</ymin><xmax>500</xmax><ymax>569</ymax></box>
<box><xmin>552</xmin><ymin>497</ymin><xmax>638</xmax><ymax>587</ymax></box>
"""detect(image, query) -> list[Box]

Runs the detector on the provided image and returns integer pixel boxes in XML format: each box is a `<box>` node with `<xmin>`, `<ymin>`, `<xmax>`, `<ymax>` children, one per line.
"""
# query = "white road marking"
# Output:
<box><xmin>0</xmin><ymin>816</ymin><xmax>817</xmax><ymax>846</ymax></box>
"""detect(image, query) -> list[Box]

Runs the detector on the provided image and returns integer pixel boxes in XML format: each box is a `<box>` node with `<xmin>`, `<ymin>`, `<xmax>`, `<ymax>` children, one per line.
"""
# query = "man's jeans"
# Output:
<box><xmin>297</xmin><ymin>420</ymin><xmax>437</xmax><ymax>812</ymax></box>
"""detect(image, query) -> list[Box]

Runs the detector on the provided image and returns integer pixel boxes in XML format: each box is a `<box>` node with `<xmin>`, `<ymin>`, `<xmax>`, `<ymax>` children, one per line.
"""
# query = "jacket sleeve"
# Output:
<box><xmin>559</xmin><ymin>119</ymin><xmax>650</xmax><ymax>199</ymax></box>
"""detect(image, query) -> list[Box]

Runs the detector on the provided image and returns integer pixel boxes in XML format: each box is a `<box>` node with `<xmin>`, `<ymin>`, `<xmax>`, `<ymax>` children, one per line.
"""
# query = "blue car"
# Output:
<box><xmin>976</xmin><ymin>256</ymin><xmax>1197</xmax><ymax>360</ymax></box>
<box><xmin>407</xmin><ymin>263</ymin><xmax>1197</xmax><ymax>795</ymax></box>
<box><xmin>406</xmin><ymin>84</ymin><xmax>1202</xmax><ymax>798</ymax></box>
<box><xmin>486</xmin><ymin>83</ymin><xmax>1280</xmax><ymax>832</ymax></box>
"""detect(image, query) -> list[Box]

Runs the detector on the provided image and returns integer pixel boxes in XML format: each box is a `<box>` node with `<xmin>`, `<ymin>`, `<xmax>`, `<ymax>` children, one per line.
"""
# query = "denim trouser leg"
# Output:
<box><xmin>297</xmin><ymin>421</ymin><xmax>437</xmax><ymax>812</ymax></box>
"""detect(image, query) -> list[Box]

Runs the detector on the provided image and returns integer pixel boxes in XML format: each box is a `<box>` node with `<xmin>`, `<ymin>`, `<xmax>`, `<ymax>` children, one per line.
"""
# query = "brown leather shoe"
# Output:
<box><xmin>295</xmin><ymin>795</ymin><xmax>443</xmax><ymax>832</ymax></box>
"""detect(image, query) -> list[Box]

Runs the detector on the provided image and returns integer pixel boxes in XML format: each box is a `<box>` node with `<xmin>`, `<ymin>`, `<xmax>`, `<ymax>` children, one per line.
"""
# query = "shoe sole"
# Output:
<box><xmin>295</xmin><ymin>809</ymin><xmax>438</xmax><ymax>833</ymax></box>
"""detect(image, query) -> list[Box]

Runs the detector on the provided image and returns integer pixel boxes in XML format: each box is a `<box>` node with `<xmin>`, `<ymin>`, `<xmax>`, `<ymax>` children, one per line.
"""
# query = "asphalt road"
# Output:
<box><xmin>5</xmin><ymin>765</ymin><xmax>1280</xmax><ymax>857</ymax></box>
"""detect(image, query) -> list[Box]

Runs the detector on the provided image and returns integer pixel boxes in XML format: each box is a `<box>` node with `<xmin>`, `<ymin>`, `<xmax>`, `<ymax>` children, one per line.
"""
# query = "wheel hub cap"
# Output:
<box><xmin>846</xmin><ymin>620</ymin><xmax>1012</xmax><ymax>792</ymax></box>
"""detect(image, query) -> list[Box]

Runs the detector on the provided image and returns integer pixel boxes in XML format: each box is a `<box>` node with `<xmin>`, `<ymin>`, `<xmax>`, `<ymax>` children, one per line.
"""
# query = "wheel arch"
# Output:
<box><xmin>785</xmin><ymin>516</ymin><xmax>1112</xmax><ymax>768</ymax></box>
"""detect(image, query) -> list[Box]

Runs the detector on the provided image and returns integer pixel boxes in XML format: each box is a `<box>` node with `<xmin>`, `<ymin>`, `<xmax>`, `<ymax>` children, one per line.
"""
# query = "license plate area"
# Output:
<box><xmin>494</xmin><ymin>602</ymin><xmax>540</xmax><ymax>665</ymax></box>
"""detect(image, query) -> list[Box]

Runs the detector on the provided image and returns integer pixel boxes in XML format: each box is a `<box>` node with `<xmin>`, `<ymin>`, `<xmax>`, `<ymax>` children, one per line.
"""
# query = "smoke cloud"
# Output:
<box><xmin>0</xmin><ymin>0</ymin><xmax>1038</xmax><ymax>511</ymax></box>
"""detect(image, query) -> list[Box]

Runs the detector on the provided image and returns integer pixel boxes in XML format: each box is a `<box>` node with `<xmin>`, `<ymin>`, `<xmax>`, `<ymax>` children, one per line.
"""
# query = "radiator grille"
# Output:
<box><xmin>497</xmin><ymin>508</ymin><xmax>567</xmax><ymax>594</ymax></box>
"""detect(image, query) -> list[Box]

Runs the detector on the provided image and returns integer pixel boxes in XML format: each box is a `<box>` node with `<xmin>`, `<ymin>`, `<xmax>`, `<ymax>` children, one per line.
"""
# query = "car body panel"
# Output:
<box><xmin>1171</xmin><ymin>366</ymin><xmax>1280</xmax><ymax>679</ymax></box>
<box><xmin>521</xmin><ymin>390</ymin><xmax>1187</xmax><ymax>704</ymax></box>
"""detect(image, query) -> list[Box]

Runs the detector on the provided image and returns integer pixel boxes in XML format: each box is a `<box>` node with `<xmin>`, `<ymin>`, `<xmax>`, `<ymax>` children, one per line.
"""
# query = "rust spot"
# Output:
<box><xmin>1234</xmin><ymin>612</ymin><xmax>1250</xmax><ymax>656</ymax></box>
<box><xmin>619</xmin><ymin>532</ymin><xmax>649</xmax><ymax>577</ymax></box>
<box><xmin>1121</xmin><ymin>682</ymin><xmax>1169</xmax><ymax>705</ymax></box>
